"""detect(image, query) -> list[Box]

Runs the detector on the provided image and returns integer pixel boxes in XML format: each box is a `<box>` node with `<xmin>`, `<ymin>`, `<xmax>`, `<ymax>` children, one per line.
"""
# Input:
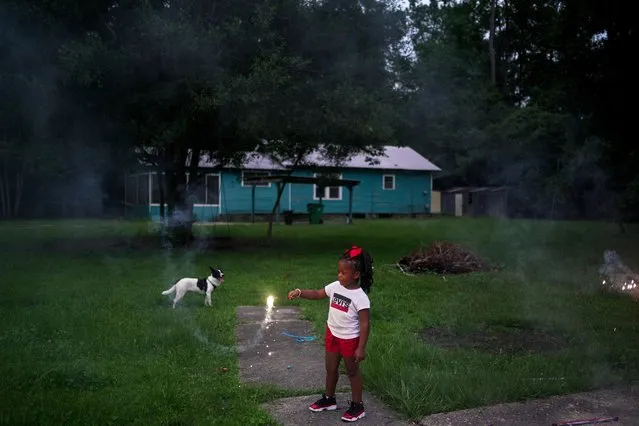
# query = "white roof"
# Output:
<box><xmin>304</xmin><ymin>146</ymin><xmax>441</xmax><ymax>171</ymax></box>
<box><xmin>197</xmin><ymin>152</ymin><xmax>287</xmax><ymax>170</ymax></box>
<box><xmin>198</xmin><ymin>145</ymin><xmax>441</xmax><ymax>172</ymax></box>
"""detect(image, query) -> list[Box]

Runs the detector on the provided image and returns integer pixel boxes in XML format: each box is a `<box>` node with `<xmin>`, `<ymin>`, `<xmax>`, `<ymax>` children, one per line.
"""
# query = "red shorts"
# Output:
<box><xmin>325</xmin><ymin>325</ymin><xmax>359</xmax><ymax>358</ymax></box>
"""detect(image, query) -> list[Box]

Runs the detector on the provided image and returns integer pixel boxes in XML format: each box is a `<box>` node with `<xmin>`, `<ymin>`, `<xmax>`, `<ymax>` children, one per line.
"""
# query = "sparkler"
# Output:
<box><xmin>552</xmin><ymin>416</ymin><xmax>619</xmax><ymax>426</ymax></box>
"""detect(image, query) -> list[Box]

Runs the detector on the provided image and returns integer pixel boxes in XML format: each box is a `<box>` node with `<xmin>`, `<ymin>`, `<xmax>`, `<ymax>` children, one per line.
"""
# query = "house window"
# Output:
<box><xmin>242</xmin><ymin>170</ymin><xmax>271</xmax><ymax>187</ymax></box>
<box><xmin>190</xmin><ymin>174</ymin><xmax>206</xmax><ymax>204</ymax></box>
<box><xmin>383</xmin><ymin>174</ymin><xmax>395</xmax><ymax>190</ymax></box>
<box><xmin>148</xmin><ymin>173</ymin><xmax>219</xmax><ymax>206</ymax></box>
<box><xmin>313</xmin><ymin>173</ymin><xmax>342</xmax><ymax>200</ymax></box>
<box><xmin>187</xmin><ymin>173</ymin><xmax>220</xmax><ymax>206</ymax></box>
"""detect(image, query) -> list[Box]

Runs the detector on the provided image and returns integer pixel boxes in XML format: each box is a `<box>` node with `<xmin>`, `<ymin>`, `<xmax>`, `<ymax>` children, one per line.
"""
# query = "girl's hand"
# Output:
<box><xmin>287</xmin><ymin>289</ymin><xmax>301</xmax><ymax>300</ymax></box>
<box><xmin>354</xmin><ymin>347</ymin><xmax>366</xmax><ymax>363</ymax></box>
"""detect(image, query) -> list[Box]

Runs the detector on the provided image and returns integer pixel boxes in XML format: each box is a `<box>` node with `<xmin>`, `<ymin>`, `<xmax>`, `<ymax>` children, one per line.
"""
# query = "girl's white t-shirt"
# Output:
<box><xmin>324</xmin><ymin>280</ymin><xmax>371</xmax><ymax>339</ymax></box>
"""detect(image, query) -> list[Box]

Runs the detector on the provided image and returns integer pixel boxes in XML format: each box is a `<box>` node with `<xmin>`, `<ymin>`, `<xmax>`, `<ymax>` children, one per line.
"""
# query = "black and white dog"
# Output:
<box><xmin>161</xmin><ymin>266</ymin><xmax>224</xmax><ymax>308</ymax></box>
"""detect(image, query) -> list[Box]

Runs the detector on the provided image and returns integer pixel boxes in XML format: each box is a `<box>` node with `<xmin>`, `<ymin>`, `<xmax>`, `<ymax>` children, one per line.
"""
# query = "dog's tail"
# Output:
<box><xmin>161</xmin><ymin>284</ymin><xmax>177</xmax><ymax>296</ymax></box>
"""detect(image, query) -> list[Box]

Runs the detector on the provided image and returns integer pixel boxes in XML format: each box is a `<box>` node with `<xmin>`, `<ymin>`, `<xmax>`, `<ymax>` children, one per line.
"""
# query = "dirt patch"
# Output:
<box><xmin>398</xmin><ymin>241</ymin><xmax>493</xmax><ymax>274</ymax></box>
<box><xmin>421</xmin><ymin>320</ymin><xmax>569</xmax><ymax>355</ymax></box>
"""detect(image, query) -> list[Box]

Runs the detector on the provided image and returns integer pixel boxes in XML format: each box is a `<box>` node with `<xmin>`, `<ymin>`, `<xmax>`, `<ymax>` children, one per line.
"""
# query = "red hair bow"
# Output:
<box><xmin>345</xmin><ymin>245</ymin><xmax>362</xmax><ymax>258</ymax></box>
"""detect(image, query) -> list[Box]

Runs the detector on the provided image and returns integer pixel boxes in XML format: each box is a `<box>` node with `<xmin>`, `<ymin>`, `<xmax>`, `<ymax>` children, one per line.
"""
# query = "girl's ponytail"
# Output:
<box><xmin>340</xmin><ymin>245</ymin><xmax>374</xmax><ymax>294</ymax></box>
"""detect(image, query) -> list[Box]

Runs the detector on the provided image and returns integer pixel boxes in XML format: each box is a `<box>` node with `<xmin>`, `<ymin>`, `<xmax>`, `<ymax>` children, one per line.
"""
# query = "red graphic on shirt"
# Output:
<box><xmin>331</xmin><ymin>293</ymin><xmax>351</xmax><ymax>312</ymax></box>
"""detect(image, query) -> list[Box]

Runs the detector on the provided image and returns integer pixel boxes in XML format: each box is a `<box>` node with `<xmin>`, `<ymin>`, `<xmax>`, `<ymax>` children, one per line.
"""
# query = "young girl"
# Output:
<box><xmin>287</xmin><ymin>245</ymin><xmax>373</xmax><ymax>422</ymax></box>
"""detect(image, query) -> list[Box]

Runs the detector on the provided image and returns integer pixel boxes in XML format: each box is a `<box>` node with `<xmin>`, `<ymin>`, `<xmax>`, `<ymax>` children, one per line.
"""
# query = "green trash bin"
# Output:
<box><xmin>307</xmin><ymin>203</ymin><xmax>324</xmax><ymax>224</ymax></box>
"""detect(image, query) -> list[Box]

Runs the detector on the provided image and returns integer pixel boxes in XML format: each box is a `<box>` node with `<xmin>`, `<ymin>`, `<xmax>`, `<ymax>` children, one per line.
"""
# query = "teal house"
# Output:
<box><xmin>124</xmin><ymin>145</ymin><xmax>441</xmax><ymax>222</ymax></box>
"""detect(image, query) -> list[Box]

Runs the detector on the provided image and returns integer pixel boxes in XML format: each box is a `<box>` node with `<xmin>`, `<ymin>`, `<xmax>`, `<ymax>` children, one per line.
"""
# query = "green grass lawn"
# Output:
<box><xmin>1</xmin><ymin>217</ymin><xmax>638</xmax><ymax>424</ymax></box>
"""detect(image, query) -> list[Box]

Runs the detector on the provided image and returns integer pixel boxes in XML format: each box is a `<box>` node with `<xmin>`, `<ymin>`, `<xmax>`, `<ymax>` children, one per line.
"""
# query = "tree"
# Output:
<box><xmin>405</xmin><ymin>0</ymin><xmax>636</xmax><ymax>221</ymax></box>
<box><xmin>0</xmin><ymin>1</ymin><xmax>78</xmax><ymax>218</ymax></box>
<box><xmin>57</xmin><ymin>1</ymin><xmax>262</xmax><ymax>242</ymax></box>
<box><xmin>232</xmin><ymin>0</ymin><xmax>406</xmax><ymax>239</ymax></box>
<box><xmin>405</xmin><ymin>0</ymin><xmax>499</xmax><ymax>186</ymax></box>
<box><xmin>56</xmin><ymin>0</ymin><xmax>406</xmax><ymax>242</ymax></box>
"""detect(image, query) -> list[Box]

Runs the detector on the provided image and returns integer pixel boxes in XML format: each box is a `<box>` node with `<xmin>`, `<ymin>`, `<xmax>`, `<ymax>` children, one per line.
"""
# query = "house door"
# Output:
<box><xmin>430</xmin><ymin>191</ymin><xmax>441</xmax><ymax>214</ymax></box>
<box><xmin>454</xmin><ymin>193</ymin><xmax>463</xmax><ymax>217</ymax></box>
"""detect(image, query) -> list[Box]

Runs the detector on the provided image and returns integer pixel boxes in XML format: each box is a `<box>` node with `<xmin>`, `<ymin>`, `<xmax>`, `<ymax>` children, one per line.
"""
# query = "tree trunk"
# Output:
<box><xmin>159</xmin><ymin>172</ymin><xmax>165</xmax><ymax>222</ymax></box>
<box><xmin>14</xmin><ymin>164</ymin><xmax>23</xmax><ymax>217</ymax></box>
<box><xmin>185</xmin><ymin>148</ymin><xmax>201</xmax><ymax>226</ymax></box>
<box><xmin>617</xmin><ymin>217</ymin><xmax>626</xmax><ymax>234</ymax></box>
<box><xmin>3</xmin><ymin>156</ymin><xmax>11</xmax><ymax>218</ymax></box>
<box><xmin>266</xmin><ymin>153</ymin><xmax>304</xmax><ymax>241</ymax></box>
<box><xmin>502</xmin><ymin>0</ymin><xmax>509</xmax><ymax>89</ymax></box>
<box><xmin>164</xmin><ymin>147</ymin><xmax>198</xmax><ymax>246</ymax></box>
<box><xmin>165</xmin><ymin>170</ymin><xmax>176</xmax><ymax>220</ymax></box>
<box><xmin>489</xmin><ymin>0</ymin><xmax>497</xmax><ymax>86</ymax></box>
<box><xmin>615</xmin><ymin>194</ymin><xmax>627</xmax><ymax>234</ymax></box>
<box><xmin>0</xmin><ymin>165</ymin><xmax>6</xmax><ymax>218</ymax></box>
<box><xmin>266</xmin><ymin>182</ymin><xmax>287</xmax><ymax>241</ymax></box>
<box><xmin>165</xmin><ymin>169</ymin><xmax>190</xmax><ymax>246</ymax></box>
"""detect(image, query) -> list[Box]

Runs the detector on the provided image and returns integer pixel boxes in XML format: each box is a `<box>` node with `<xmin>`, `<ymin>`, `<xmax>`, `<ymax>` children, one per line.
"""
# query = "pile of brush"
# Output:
<box><xmin>398</xmin><ymin>241</ymin><xmax>488</xmax><ymax>275</ymax></box>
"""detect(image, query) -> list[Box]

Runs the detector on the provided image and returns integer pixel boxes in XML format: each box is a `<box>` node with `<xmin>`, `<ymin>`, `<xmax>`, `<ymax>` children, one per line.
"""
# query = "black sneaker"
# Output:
<box><xmin>341</xmin><ymin>400</ymin><xmax>365</xmax><ymax>422</ymax></box>
<box><xmin>309</xmin><ymin>393</ymin><xmax>337</xmax><ymax>412</ymax></box>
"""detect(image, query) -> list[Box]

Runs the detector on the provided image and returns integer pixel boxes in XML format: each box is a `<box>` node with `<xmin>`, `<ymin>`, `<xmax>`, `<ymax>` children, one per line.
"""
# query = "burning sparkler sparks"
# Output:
<box><xmin>601</xmin><ymin>278</ymin><xmax>637</xmax><ymax>292</ymax></box>
<box><xmin>599</xmin><ymin>250</ymin><xmax>639</xmax><ymax>300</ymax></box>
<box><xmin>236</xmin><ymin>295</ymin><xmax>276</xmax><ymax>354</ymax></box>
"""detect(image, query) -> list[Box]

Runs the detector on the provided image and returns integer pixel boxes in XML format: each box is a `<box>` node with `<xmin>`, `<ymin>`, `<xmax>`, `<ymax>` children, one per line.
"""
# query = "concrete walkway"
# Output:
<box><xmin>235</xmin><ymin>305</ymin><xmax>638</xmax><ymax>425</ymax></box>
<box><xmin>235</xmin><ymin>305</ymin><xmax>410</xmax><ymax>424</ymax></box>
<box><xmin>235</xmin><ymin>305</ymin><xmax>346</xmax><ymax>391</ymax></box>
<box><xmin>418</xmin><ymin>384</ymin><xmax>638</xmax><ymax>426</ymax></box>
<box><xmin>266</xmin><ymin>393</ymin><xmax>411</xmax><ymax>426</ymax></box>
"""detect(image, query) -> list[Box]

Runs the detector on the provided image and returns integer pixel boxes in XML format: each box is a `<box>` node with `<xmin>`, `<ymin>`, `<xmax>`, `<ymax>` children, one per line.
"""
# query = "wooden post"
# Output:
<box><xmin>251</xmin><ymin>184</ymin><xmax>256</xmax><ymax>223</ymax></box>
<box><xmin>347</xmin><ymin>186</ymin><xmax>354</xmax><ymax>224</ymax></box>
<box><xmin>124</xmin><ymin>173</ymin><xmax>127</xmax><ymax>218</ymax></box>
<box><xmin>275</xmin><ymin>182</ymin><xmax>282</xmax><ymax>225</ymax></box>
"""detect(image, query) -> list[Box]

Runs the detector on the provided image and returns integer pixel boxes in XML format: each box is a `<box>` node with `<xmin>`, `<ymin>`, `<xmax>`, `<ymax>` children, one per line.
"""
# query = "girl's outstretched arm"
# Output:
<box><xmin>288</xmin><ymin>288</ymin><xmax>327</xmax><ymax>300</ymax></box>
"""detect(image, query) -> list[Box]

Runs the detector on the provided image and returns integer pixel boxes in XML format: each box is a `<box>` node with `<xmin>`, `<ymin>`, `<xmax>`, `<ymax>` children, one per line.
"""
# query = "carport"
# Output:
<box><xmin>243</xmin><ymin>174</ymin><xmax>361</xmax><ymax>224</ymax></box>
